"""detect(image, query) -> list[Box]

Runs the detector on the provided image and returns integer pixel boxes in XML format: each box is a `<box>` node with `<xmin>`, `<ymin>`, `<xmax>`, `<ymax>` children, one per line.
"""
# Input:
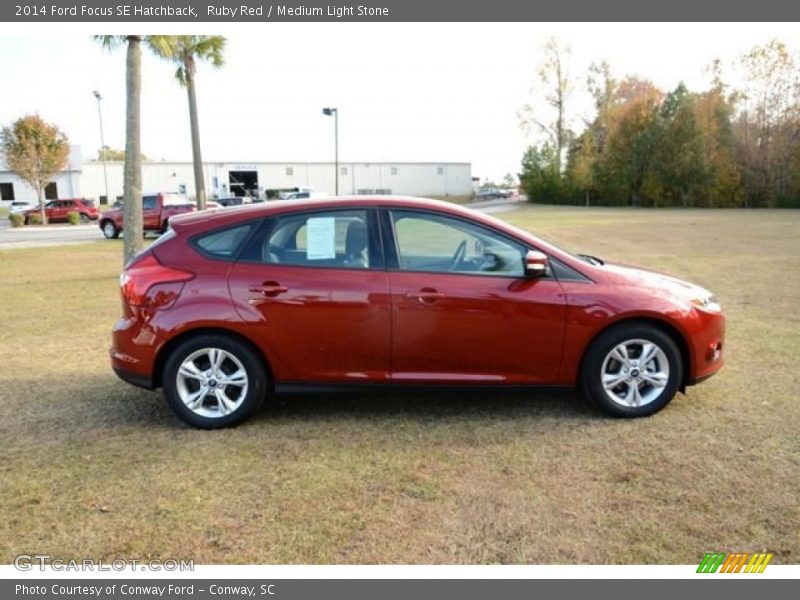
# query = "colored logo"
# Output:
<box><xmin>697</xmin><ymin>552</ymin><xmax>773</xmax><ymax>573</ymax></box>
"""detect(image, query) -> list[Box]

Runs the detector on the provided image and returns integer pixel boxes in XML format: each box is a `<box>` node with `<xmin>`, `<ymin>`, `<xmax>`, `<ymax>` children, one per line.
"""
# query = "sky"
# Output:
<box><xmin>1</xmin><ymin>22</ymin><xmax>798</xmax><ymax>182</ymax></box>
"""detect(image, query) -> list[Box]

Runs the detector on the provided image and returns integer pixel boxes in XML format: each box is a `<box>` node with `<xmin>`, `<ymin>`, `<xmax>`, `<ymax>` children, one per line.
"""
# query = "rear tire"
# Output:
<box><xmin>101</xmin><ymin>220</ymin><xmax>119</xmax><ymax>239</ymax></box>
<box><xmin>162</xmin><ymin>334</ymin><xmax>267</xmax><ymax>429</ymax></box>
<box><xmin>79</xmin><ymin>213</ymin><xmax>90</xmax><ymax>224</ymax></box>
<box><xmin>580</xmin><ymin>323</ymin><xmax>682</xmax><ymax>418</ymax></box>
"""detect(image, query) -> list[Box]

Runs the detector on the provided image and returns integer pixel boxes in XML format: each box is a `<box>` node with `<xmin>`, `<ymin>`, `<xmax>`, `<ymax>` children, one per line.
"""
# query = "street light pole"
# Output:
<box><xmin>93</xmin><ymin>90</ymin><xmax>111</xmax><ymax>205</ymax></box>
<box><xmin>322</xmin><ymin>107</ymin><xmax>339</xmax><ymax>195</ymax></box>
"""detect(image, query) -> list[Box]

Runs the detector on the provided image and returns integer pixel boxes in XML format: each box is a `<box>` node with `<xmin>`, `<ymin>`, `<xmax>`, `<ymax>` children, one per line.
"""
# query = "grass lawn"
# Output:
<box><xmin>0</xmin><ymin>205</ymin><xmax>798</xmax><ymax>564</ymax></box>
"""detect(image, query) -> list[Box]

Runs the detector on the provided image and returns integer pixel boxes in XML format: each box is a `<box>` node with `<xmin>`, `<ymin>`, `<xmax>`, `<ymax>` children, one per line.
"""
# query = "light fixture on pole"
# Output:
<box><xmin>93</xmin><ymin>90</ymin><xmax>111</xmax><ymax>205</ymax></box>
<box><xmin>322</xmin><ymin>107</ymin><xmax>339</xmax><ymax>195</ymax></box>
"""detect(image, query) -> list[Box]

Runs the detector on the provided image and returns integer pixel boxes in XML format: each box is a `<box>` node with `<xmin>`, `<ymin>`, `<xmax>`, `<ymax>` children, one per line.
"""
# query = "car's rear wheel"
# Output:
<box><xmin>162</xmin><ymin>334</ymin><xmax>267</xmax><ymax>428</ymax></box>
<box><xmin>79</xmin><ymin>213</ymin><xmax>90</xmax><ymax>224</ymax></box>
<box><xmin>581</xmin><ymin>323</ymin><xmax>682</xmax><ymax>418</ymax></box>
<box><xmin>101</xmin><ymin>220</ymin><xmax>119</xmax><ymax>239</ymax></box>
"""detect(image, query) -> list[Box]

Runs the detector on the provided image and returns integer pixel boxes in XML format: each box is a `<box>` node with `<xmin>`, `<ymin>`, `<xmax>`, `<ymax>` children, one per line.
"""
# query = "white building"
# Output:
<box><xmin>79</xmin><ymin>160</ymin><xmax>473</xmax><ymax>202</ymax></box>
<box><xmin>0</xmin><ymin>146</ymin><xmax>82</xmax><ymax>204</ymax></box>
<box><xmin>1</xmin><ymin>150</ymin><xmax>473</xmax><ymax>204</ymax></box>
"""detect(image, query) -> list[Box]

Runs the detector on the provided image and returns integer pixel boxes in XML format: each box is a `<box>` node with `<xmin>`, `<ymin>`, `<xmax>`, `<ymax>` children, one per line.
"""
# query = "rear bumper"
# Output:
<box><xmin>112</xmin><ymin>365</ymin><xmax>154</xmax><ymax>390</ymax></box>
<box><xmin>110</xmin><ymin>315</ymin><xmax>158</xmax><ymax>389</ymax></box>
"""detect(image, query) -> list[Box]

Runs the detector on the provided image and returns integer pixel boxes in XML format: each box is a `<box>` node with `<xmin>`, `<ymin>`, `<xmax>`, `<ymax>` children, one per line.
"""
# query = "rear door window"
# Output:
<box><xmin>245</xmin><ymin>209</ymin><xmax>373</xmax><ymax>269</ymax></box>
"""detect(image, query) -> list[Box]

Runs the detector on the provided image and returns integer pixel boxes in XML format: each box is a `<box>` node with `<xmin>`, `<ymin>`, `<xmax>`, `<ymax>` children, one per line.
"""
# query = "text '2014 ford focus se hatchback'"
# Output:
<box><xmin>111</xmin><ymin>197</ymin><xmax>725</xmax><ymax>428</ymax></box>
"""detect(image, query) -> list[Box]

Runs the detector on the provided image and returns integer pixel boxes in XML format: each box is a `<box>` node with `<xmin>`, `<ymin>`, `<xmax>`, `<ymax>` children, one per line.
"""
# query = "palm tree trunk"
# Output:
<box><xmin>123</xmin><ymin>35</ymin><xmax>144</xmax><ymax>265</ymax></box>
<box><xmin>185</xmin><ymin>57</ymin><xmax>206</xmax><ymax>210</ymax></box>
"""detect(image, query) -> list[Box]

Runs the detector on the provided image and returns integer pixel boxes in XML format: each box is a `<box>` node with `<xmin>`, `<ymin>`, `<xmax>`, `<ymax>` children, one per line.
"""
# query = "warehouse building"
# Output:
<box><xmin>0</xmin><ymin>146</ymin><xmax>83</xmax><ymax>204</ymax></box>
<box><xmin>1</xmin><ymin>149</ymin><xmax>473</xmax><ymax>204</ymax></box>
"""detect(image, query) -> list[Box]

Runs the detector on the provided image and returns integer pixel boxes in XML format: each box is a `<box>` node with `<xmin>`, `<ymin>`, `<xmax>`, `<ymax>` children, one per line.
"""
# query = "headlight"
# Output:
<box><xmin>691</xmin><ymin>293</ymin><xmax>721</xmax><ymax>312</ymax></box>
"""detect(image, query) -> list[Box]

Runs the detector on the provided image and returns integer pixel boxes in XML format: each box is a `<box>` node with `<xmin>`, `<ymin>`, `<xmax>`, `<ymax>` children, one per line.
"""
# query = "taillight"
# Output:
<box><xmin>120</xmin><ymin>252</ymin><xmax>194</xmax><ymax>310</ymax></box>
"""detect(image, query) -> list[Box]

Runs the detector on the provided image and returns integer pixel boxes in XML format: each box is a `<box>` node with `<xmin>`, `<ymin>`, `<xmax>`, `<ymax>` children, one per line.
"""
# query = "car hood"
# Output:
<box><xmin>599</xmin><ymin>262</ymin><xmax>711</xmax><ymax>302</ymax></box>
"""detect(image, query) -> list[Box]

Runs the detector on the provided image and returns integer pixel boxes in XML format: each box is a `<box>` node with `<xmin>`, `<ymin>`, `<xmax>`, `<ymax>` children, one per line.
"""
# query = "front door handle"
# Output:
<box><xmin>248</xmin><ymin>281</ymin><xmax>288</xmax><ymax>297</ymax></box>
<box><xmin>406</xmin><ymin>288</ymin><xmax>446</xmax><ymax>304</ymax></box>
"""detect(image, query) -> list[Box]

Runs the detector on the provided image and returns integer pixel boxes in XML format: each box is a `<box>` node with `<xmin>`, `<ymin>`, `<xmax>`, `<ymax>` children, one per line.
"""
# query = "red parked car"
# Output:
<box><xmin>111</xmin><ymin>197</ymin><xmax>725</xmax><ymax>428</ymax></box>
<box><xmin>24</xmin><ymin>198</ymin><xmax>99</xmax><ymax>224</ymax></box>
<box><xmin>99</xmin><ymin>193</ymin><xmax>195</xmax><ymax>239</ymax></box>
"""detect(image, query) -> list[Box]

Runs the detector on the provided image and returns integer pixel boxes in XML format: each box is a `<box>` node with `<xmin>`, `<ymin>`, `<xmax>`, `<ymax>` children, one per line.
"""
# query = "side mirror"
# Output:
<box><xmin>524</xmin><ymin>250</ymin><xmax>549</xmax><ymax>277</ymax></box>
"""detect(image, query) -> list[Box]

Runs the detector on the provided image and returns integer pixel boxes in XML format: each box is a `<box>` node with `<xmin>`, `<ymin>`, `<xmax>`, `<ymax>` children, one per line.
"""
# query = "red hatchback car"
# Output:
<box><xmin>111</xmin><ymin>197</ymin><xmax>724</xmax><ymax>428</ymax></box>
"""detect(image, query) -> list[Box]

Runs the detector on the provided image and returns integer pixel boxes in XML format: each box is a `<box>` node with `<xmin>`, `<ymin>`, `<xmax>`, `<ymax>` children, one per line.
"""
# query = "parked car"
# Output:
<box><xmin>99</xmin><ymin>193</ymin><xmax>195</xmax><ymax>239</ymax></box>
<box><xmin>476</xmin><ymin>188</ymin><xmax>510</xmax><ymax>200</ymax></box>
<box><xmin>23</xmin><ymin>198</ymin><xmax>99</xmax><ymax>224</ymax></box>
<box><xmin>215</xmin><ymin>197</ymin><xmax>262</xmax><ymax>207</ymax></box>
<box><xmin>110</xmin><ymin>196</ymin><xmax>725</xmax><ymax>428</ymax></box>
<box><xmin>7</xmin><ymin>200</ymin><xmax>35</xmax><ymax>216</ymax></box>
<box><xmin>281</xmin><ymin>191</ymin><xmax>328</xmax><ymax>201</ymax></box>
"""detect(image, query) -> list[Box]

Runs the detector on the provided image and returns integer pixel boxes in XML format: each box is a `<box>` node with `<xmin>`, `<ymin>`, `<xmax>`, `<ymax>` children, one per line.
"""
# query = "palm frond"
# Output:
<box><xmin>93</xmin><ymin>35</ymin><xmax>127</xmax><ymax>50</ymax></box>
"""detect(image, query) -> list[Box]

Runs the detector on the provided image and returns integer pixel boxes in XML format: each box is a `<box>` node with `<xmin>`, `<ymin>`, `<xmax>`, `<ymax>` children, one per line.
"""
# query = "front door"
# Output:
<box><xmin>227</xmin><ymin>208</ymin><xmax>391</xmax><ymax>382</ymax></box>
<box><xmin>385</xmin><ymin>209</ymin><xmax>567</xmax><ymax>384</ymax></box>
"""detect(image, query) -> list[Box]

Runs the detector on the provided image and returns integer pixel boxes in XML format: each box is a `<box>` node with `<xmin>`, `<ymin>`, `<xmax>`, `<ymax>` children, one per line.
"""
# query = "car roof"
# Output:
<box><xmin>168</xmin><ymin>195</ymin><xmax>594</xmax><ymax>274</ymax></box>
<box><xmin>170</xmin><ymin>196</ymin><xmax>476</xmax><ymax>227</ymax></box>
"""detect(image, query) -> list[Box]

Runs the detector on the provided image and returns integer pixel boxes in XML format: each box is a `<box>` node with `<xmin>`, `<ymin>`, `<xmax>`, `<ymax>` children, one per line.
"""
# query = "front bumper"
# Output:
<box><xmin>686</xmin><ymin>309</ymin><xmax>726</xmax><ymax>385</ymax></box>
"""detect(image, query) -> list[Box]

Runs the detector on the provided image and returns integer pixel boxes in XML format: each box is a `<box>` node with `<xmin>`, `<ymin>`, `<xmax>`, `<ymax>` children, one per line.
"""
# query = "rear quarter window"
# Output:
<box><xmin>191</xmin><ymin>223</ymin><xmax>256</xmax><ymax>260</ymax></box>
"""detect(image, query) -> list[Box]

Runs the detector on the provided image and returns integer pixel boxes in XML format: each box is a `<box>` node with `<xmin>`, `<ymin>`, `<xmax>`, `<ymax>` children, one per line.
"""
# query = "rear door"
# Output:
<box><xmin>383</xmin><ymin>208</ymin><xmax>567</xmax><ymax>384</ymax></box>
<box><xmin>227</xmin><ymin>207</ymin><xmax>391</xmax><ymax>382</ymax></box>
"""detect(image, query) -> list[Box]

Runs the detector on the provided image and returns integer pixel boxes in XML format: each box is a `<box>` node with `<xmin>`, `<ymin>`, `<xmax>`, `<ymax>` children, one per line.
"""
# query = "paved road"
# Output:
<box><xmin>0</xmin><ymin>220</ymin><xmax>107</xmax><ymax>249</ymax></box>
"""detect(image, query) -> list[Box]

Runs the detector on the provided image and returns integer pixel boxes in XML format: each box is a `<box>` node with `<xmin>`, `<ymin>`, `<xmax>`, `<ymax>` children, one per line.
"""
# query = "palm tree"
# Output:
<box><xmin>150</xmin><ymin>36</ymin><xmax>226</xmax><ymax>210</ymax></box>
<box><xmin>95</xmin><ymin>35</ymin><xmax>144</xmax><ymax>264</ymax></box>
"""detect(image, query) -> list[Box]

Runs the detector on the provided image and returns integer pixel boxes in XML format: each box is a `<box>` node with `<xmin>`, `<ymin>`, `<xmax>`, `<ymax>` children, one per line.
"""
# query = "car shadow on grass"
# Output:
<box><xmin>1</xmin><ymin>376</ymin><xmax>600</xmax><ymax>444</ymax></box>
<box><xmin>258</xmin><ymin>388</ymin><xmax>598</xmax><ymax>424</ymax></box>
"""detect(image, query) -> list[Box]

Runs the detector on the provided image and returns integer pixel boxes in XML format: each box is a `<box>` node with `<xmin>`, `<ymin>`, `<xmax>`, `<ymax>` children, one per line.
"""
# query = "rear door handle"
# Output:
<box><xmin>406</xmin><ymin>288</ymin><xmax>446</xmax><ymax>304</ymax></box>
<box><xmin>248</xmin><ymin>281</ymin><xmax>288</xmax><ymax>297</ymax></box>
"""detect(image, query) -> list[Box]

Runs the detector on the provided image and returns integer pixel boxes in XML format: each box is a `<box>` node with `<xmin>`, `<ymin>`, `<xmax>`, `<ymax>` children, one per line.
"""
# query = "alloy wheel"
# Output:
<box><xmin>600</xmin><ymin>338</ymin><xmax>670</xmax><ymax>407</ymax></box>
<box><xmin>175</xmin><ymin>347</ymin><xmax>249</xmax><ymax>418</ymax></box>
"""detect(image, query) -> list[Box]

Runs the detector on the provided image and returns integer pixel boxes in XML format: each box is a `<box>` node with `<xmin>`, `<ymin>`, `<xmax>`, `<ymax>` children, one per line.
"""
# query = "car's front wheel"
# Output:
<box><xmin>581</xmin><ymin>323</ymin><xmax>683</xmax><ymax>418</ymax></box>
<box><xmin>162</xmin><ymin>334</ymin><xmax>267</xmax><ymax>428</ymax></box>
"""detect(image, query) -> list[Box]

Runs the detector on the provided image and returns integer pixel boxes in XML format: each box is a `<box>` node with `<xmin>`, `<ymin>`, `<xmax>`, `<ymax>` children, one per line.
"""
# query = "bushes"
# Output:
<box><xmin>26</xmin><ymin>213</ymin><xmax>43</xmax><ymax>225</ymax></box>
<box><xmin>67</xmin><ymin>211</ymin><xmax>80</xmax><ymax>225</ymax></box>
<box><xmin>9</xmin><ymin>213</ymin><xmax>24</xmax><ymax>227</ymax></box>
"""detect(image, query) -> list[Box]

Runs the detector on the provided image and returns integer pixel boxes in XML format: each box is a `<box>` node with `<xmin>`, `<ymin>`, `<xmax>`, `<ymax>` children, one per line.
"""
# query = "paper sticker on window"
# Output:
<box><xmin>306</xmin><ymin>217</ymin><xmax>336</xmax><ymax>260</ymax></box>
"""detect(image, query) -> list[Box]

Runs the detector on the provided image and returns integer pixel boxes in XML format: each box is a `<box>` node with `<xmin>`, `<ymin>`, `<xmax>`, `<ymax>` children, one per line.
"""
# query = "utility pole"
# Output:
<box><xmin>322</xmin><ymin>107</ymin><xmax>339</xmax><ymax>195</ymax></box>
<box><xmin>93</xmin><ymin>90</ymin><xmax>111</xmax><ymax>205</ymax></box>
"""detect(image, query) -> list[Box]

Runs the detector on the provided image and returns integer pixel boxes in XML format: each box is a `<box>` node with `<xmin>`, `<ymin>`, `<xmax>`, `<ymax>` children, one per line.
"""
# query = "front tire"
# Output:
<box><xmin>580</xmin><ymin>323</ymin><xmax>682</xmax><ymax>418</ymax></box>
<box><xmin>162</xmin><ymin>334</ymin><xmax>267</xmax><ymax>428</ymax></box>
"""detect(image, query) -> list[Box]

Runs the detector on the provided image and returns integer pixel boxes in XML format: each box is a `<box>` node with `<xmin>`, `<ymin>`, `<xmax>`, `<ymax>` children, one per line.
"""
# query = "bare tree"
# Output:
<box><xmin>520</xmin><ymin>37</ymin><xmax>575</xmax><ymax>173</ymax></box>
